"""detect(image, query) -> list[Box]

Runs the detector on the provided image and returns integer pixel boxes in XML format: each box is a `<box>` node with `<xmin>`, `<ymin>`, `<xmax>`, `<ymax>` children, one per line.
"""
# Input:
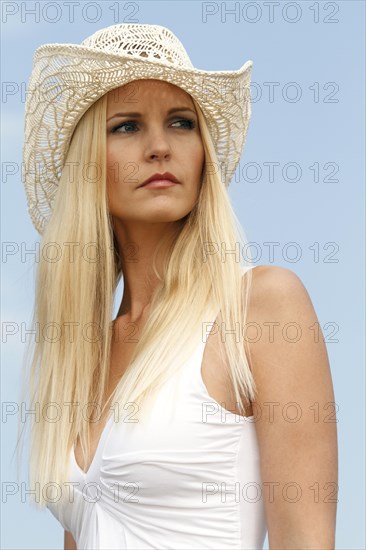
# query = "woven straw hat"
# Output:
<box><xmin>22</xmin><ymin>23</ymin><xmax>253</xmax><ymax>235</ymax></box>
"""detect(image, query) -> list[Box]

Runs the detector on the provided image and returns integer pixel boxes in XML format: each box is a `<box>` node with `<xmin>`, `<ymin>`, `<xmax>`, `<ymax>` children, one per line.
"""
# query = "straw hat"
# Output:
<box><xmin>22</xmin><ymin>23</ymin><xmax>253</xmax><ymax>235</ymax></box>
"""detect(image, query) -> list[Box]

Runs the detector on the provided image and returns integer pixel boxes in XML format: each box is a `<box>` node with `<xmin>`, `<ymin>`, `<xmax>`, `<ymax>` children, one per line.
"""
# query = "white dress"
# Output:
<box><xmin>47</xmin><ymin>265</ymin><xmax>267</xmax><ymax>549</ymax></box>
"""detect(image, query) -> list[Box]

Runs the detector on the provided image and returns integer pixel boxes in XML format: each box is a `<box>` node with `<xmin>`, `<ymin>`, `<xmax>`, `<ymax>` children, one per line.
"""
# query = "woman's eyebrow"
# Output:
<box><xmin>107</xmin><ymin>107</ymin><xmax>196</xmax><ymax>122</ymax></box>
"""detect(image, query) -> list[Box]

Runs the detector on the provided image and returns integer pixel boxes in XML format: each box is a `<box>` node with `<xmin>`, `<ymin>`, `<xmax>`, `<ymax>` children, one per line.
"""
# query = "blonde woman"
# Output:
<box><xmin>18</xmin><ymin>24</ymin><xmax>338</xmax><ymax>549</ymax></box>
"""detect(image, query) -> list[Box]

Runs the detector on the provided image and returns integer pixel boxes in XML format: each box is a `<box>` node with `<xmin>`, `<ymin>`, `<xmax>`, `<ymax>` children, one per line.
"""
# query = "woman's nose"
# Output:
<box><xmin>144</xmin><ymin>127</ymin><xmax>172</xmax><ymax>161</ymax></box>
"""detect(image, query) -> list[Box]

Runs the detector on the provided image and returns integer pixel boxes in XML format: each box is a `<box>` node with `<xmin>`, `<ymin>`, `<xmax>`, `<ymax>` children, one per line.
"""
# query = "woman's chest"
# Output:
<box><xmin>74</xmin><ymin>317</ymin><xmax>253</xmax><ymax>475</ymax></box>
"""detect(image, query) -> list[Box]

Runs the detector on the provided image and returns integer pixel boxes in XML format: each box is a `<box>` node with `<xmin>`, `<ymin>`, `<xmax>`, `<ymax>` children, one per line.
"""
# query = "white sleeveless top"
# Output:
<box><xmin>47</xmin><ymin>265</ymin><xmax>267</xmax><ymax>549</ymax></box>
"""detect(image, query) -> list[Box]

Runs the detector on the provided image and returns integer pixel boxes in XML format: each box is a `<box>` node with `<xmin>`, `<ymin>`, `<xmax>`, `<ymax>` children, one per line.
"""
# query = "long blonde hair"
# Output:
<box><xmin>15</xmin><ymin>88</ymin><xmax>257</xmax><ymax>508</ymax></box>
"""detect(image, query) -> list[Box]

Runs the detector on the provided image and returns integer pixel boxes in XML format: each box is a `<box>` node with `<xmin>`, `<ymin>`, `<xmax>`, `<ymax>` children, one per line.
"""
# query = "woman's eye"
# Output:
<box><xmin>111</xmin><ymin>121</ymin><xmax>137</xmax><ymax>134</ymax></box>
<box><xmin>110</xmin><ymin>118</ymin><xmax>196</xmax><ymax>134</ymax></box>
<box><xmin>171</xmin><ymin>118</ymin><xmax>197</xmax><ymax>129</ymax></box>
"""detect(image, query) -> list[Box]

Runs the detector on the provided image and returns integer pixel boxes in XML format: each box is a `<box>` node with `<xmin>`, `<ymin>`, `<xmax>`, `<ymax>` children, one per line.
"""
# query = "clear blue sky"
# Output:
<box><xmin>2</xmin><ymin>1</ymin><xmax>365</xmax><ymax>548</ymax></box>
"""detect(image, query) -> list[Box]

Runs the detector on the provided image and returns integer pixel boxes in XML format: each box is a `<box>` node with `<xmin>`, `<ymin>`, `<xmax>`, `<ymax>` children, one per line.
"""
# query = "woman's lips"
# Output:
<box><xmin>139</xmin><ymin>179</ymin><xmax>179</xmax><ymax>189</ymax></box>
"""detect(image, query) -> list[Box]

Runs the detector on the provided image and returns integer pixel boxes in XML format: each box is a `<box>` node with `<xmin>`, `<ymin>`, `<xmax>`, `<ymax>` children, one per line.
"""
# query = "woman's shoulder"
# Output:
<box><xmin>246</xmin><ymin>264</ymin><xmax>310</xmax><ymax>313</ymax></box>
<box><xmin>245</xmin><ymin>264</ymin><xmax>322</xmax><ymax>369</ymax></box>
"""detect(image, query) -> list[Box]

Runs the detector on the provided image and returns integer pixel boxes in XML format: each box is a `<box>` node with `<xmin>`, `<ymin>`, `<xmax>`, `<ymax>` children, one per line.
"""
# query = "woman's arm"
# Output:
<box><xmin>64</xmin><ymin>530</ymin><xmax>77</xmax><ymax>550</ymax></box>
<box><xmin>247</xmin><ymin>266</ymin><xmax>338</xmax><ymax>549</ymax></box>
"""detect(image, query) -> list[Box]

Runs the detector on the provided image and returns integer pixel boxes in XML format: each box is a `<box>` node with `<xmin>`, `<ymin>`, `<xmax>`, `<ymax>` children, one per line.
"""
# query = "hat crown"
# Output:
<box><xmin>80</xmin><ymin>23</ymin><xmax>194</xmax><ymax>69</ymax></box>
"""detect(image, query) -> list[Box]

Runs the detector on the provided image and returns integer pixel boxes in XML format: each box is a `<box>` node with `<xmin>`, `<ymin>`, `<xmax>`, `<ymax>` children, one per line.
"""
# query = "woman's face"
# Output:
<box><xmin>106</xmin><ymin>79</ymin><xmax>205</xmax><ymax>225</ymax></box>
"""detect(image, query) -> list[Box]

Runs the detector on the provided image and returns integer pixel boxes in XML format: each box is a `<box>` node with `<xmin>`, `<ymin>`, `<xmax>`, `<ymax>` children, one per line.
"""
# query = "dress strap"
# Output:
<box><xmin>186</xmin><ymin>264</ymin><xmax>259</xmax><ymax>419</ymax></box>
<box><xmin>241</xmin><ymin>264</ymin><xmax>258</xmax><ymax>276</ymax></box>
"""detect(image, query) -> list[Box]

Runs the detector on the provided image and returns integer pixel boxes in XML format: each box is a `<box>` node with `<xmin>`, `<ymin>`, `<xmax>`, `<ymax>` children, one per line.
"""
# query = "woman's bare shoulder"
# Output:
<box><xmin>246</xmin><ymin>263</ymin><xmax>320</xmax><ymax>364</ymax></box>
<box><xmin>246</xmin><ymin>264</ymin><xmax>311</xmax><ymax>315</ymax></box>
<box><xmin>248</xmin><ymin>263</ymin><xmax>306</xmax><ymax>291</ymax></box>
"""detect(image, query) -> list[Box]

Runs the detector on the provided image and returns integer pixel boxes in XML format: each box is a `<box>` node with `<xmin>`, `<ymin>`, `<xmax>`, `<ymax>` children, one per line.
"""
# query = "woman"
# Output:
<box><xmin>18</xmin><ymin>23</ymin><xmax>338</xmax><ymax>549</ymax></box>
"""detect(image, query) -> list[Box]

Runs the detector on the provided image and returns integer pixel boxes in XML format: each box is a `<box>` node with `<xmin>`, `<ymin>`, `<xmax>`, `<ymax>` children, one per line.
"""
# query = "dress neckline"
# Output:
<box><xmin>72</xmin><ymin>414</ymin><xmax>115</xmax><ymax>477</ymax></box>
